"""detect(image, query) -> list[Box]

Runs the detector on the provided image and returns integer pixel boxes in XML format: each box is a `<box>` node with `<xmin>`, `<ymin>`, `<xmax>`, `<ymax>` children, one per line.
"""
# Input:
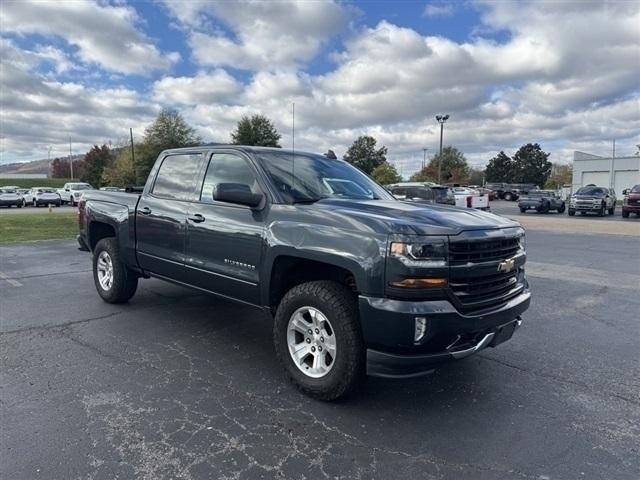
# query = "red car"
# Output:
<box><xmin>622</xmin><ymin>184</ymin><xmax>640</xmax><ymax>218</ymax></box>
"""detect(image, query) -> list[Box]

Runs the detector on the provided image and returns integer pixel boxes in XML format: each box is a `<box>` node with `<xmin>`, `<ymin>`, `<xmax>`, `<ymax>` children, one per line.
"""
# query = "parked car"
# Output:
<box><xmin>451</xmin><ymin>187</ymin><xmax>490</xmax><ymax>210</ymax></box>
<box><xmin>99</xmin><ymin>187</ymin><xmax>122</xmax><ymax>192</ymax></box>
<box><xmin>518</xmin><ymin>190</ymin><xmax>565</xmax><ymax>213</ymax></box>
<box><xmin>622</xmin><ymin>184</ymin><xmax>640</xmax><ymax>218</ymax></box>
<box><xmin>388</xmin><ymin>183</ymin><xmax>456</xmax><ymax>205</ymax></box>
<box><xmin>77</xmin><ymin>146</ymin><xmax>530</xmax><ymax>400</ymax></box>
<box><xmin>568</xmin><ymin>185</ymin><xmax>617</xmax><ymax>216</ymax></box>
<box><xmin>24</xmin><ymin>187</ymin><xmax>62</xmax><ymax>207</ymax></box>
<box><xmin>484</xmin><ymin>183</ymin><xmax>538</xmax><ymax>201</ymax></box>
<box><xmin>58</xmin><ymin>182</ymin><xmax>94</xmax><ymax>206</ymax></box>
<box><xmin>0</xmin><ymin>188</ymin><xmax>23</xmax><ymax>208</ymax></box>
<box><xmin>16</xmin><ymin>189</ymin><xmax>30</xmax><ymax>206</ymax></box>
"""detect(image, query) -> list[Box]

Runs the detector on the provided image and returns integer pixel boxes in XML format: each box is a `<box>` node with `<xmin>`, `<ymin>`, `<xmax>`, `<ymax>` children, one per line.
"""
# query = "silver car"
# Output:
<box><xmin>0</xmin><ymin>188</ymin><xmax>24</xmax><ymax>208</ymax></box>
<box><xmin>25</xmin><ymin>187</ymin><xmax>62</xmax><ymax>207</ymax></box>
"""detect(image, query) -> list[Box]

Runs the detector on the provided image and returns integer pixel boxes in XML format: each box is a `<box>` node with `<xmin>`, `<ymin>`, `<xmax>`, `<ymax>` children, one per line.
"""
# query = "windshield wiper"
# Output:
<box><xmin>292</xmin><ymin>196</ymin><xmax>329</xmax><ymax>204</ymax></box>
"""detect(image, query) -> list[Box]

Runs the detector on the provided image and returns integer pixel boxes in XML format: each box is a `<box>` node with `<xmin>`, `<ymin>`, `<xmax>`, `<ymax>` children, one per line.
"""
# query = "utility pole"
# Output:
<box><xmin>69</xmin><ymin>136</ymin><xmax>74</xmax><ymax>179</ymax></box>
<box><xmin>610</xmin><ymin>139</ymin><xmax>616</xmax><ymax>189</ymax></box>
<box><xmin>435</xmin><ymin>114</ymin><xmax>449</xmax><ymax>184</ymax></box>
<box><xmin>422</xmin><ymin>148</ymin><xmax>428</xmax><ymax>170</ymax></box>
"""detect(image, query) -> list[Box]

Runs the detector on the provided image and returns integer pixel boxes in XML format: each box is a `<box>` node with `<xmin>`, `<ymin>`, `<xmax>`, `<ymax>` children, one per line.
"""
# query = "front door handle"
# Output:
<box><xmin>188</xmin><ymin>214</ymin><xmax>205</xmax><ymax>223</ymax></box>
<box><xmin>139</xmin><ymin>206</ymin><xmax>152</xmax><ymax>215</ymax></box>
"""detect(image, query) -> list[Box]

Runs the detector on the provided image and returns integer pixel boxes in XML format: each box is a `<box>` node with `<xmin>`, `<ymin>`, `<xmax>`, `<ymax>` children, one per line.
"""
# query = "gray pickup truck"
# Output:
<box><xmin>78</xmin><ymin>146</ymin><xmax>531</xmax><ymax>400</ymax></box>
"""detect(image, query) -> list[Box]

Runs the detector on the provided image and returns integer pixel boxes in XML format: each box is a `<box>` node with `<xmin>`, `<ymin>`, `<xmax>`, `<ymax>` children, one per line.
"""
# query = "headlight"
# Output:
<box><xmin>518</xmin><ymin>231</ymin><xmax>526</xmax><ymax>252</ymax></box>
<box><xmin>623</xmin><ymin>197</ymin><xmax>628</xmax><ymax>205</ymax></box>
<box><xmin>390</xmin><ymin>238</ymin><xmax>448</xmax><ymax>267</ymax></box>
<box><xmin>74</xmin><ymin>192</ymin><xmax>82</xmax><ymax>197</ymax></box>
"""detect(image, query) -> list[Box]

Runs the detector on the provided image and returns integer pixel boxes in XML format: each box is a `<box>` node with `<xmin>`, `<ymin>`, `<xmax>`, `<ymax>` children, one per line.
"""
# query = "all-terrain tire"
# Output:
<box><xmin>92</xmin><ymin>237</ymin><xmax>138</xmax><ymax>303</ymax></box>
<box><xmin>558</xmin><ymin>203</ymin><xmax>566</xmax><ymax>213</ymax></box>
<box><xmin>273</xmin><ymin>280</ymin><xmax>365</xmax><ymax>401</ymax></box>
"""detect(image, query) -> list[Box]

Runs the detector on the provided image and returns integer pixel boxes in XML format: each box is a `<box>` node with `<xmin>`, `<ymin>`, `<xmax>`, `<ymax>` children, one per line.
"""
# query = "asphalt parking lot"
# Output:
<box><xmin>1</xmin><ymin>225</ymin><xmax>639</xmax><ymax>479</ymax></box>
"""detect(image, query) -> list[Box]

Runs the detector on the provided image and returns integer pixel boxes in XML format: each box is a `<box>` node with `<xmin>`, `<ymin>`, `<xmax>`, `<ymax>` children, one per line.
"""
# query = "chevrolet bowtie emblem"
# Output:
<box><xmin>497</xmin><ymin>258</ymin><xmax>516</xmax><ymax>273</ymax></box>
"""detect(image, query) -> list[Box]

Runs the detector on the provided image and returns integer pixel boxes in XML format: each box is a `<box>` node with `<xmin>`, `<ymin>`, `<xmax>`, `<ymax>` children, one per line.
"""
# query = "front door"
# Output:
<box><xmin>136</xmin><ymin>152</ymin><xmax>204</xmax><ymax>281</ymax></box>
<box><xmin>185</xmin><ymin>151</ymin><xmax>266</xmax><ymax>305</ymax></box>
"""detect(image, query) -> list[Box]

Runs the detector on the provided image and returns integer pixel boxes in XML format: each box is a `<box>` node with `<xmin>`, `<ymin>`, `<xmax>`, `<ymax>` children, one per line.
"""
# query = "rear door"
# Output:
<box><xmin>136</xmin><ymin>152</ymin><xmax>205</xmax><ymax>282</ymax></box>
<box><xmin>184</xmin><ymin>151</ymin><xmax>267</xmax><ymax>305</ymax></box>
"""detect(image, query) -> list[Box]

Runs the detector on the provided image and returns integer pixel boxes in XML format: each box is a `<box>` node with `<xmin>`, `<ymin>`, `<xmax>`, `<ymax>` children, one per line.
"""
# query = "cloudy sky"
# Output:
<box><xmin>1</xmin><ymin>0</ymin><xmax>639</xmax><ymax>175</ymax></box>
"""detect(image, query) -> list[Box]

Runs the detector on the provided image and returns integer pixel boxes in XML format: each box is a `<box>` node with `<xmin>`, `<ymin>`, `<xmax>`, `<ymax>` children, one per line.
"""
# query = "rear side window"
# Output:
<box><xmin>152</xmin><ymin>154</ymin><xmax>202</xmax><ymax>200</ymax></box>
<box><xmin>200</xmin><ymin>153</ymin><xmax>260</xmax><ymax>203</ymax></box>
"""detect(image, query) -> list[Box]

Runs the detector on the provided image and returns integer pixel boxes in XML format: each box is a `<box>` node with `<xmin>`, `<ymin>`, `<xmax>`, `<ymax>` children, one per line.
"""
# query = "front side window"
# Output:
<box><xmin>200</xmin><ymin>153</ymin><xmax>260</xmax><ymax>203</ymax></box>
<box><xmin>152</xmin><ymin>154</ymin><xmax>202</xmax><ymax>200</ymax></box>
<box><xmin>631</xmin><ymin>185</ymin><xmax>640</xmax><ymax>193</ymax></box>
<box><xmin>256</xmin><ymin>152</ymin><xmax>394</xmax><ymax>203</ymax></box>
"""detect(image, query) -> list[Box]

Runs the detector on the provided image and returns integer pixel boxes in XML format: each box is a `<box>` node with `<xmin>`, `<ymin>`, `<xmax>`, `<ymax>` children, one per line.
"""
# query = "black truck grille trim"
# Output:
<box><xmin>449</xmin><ymin>271</ymin><xmax>523</xmax><ymax>312</ymax></box>
<box><xmin>448</xmin><ymin>237</ymin><xmax>519</xmax><ymax>265</ymax></box>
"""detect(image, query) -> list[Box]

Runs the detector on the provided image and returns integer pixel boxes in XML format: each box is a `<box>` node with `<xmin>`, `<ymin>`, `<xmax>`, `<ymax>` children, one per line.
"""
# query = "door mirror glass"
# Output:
<box><xmin>214</xmin><ymin>183</ymin><xmax>263</xmax><ymax>208</ymax></box>
<box><xmin>622</xmin><ymin>189</ymin><xmax>629</xmax><ymax>195</ymax></box>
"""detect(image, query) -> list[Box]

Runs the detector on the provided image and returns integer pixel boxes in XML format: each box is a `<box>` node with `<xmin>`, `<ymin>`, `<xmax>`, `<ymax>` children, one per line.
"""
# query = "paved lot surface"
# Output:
<box><xmin>0</xmin><ymin>204</ymin><xmax>76</xmax><ymax>215</ymax></box>
<box><xmin>1</xmin><ymin>232</ymin><xmax>639</xmax><ymax>479</ymax></box>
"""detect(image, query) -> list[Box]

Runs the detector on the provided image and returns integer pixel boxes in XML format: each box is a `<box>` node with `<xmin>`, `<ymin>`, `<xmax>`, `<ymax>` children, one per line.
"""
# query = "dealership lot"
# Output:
<box><xmin>1</xmin><ymin>222</ymin><xmax>638</xmax><ymax>479</ymax></box>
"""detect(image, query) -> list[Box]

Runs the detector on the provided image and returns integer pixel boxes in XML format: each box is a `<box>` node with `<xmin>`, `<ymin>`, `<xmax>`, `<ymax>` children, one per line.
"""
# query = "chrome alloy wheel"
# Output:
<box><xmin>287</xmin><ymin>306</ymin><xmax>337</xmax><ymax>378</ymax></box>
<box><xmin>96</xmin><ymin>251</ymin><xmax>114</xmax><ymax>291</ymax></box>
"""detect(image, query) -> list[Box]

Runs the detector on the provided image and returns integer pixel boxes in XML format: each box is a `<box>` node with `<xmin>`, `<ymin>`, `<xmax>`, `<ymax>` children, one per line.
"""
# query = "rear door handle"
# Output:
<box><xmin>139</xmin><ymin>206</ymin><xmax>152</xmax><ymax>215</ymax></box>
<box><xmin>188</xmin><ymin>214</ymin><xmax>205</xmax><ymax>223</ymax></box>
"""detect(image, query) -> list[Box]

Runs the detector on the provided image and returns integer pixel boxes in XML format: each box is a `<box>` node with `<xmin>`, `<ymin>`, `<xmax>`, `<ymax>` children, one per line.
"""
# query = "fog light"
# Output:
<box><xmin>414</xmin><ymin>317</ymin><xmax>429</xmax><ymax>343</ymax></box>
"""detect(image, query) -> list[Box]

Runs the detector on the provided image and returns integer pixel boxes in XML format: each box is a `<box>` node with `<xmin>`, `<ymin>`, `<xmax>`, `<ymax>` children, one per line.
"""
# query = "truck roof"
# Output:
<box><xmin>160</xmin><ymin>145</ymin><xmax>321</xmax><ymax>157</ymax></box>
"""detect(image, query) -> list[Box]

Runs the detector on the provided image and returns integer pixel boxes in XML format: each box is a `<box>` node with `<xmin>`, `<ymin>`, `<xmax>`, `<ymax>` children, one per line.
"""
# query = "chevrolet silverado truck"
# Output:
<box><xmin>77</xmin><ymin>146</ymin><xmax>530</xmax><ymax>400</ymax></box>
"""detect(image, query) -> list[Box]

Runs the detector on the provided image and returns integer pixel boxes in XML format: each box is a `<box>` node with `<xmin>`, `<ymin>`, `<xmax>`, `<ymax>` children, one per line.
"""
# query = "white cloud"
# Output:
<box><xmin>423</xmin><ymin>2</ymin><xmax>455</xmax><ymax>18</ymax></box>
<box><xmin>163</xmin><ymin>0</ymin><xmax>348</xmax><ymax>70</ymax></box>
<box><xmin>152</xmin><ymin>70</ymin><xmax>241</xmax><ymax>105</ymax></box>
<box><xmin>1</xmin><ymin>0</ymin><xmax>178</xmax><ymax>75</ymax></box>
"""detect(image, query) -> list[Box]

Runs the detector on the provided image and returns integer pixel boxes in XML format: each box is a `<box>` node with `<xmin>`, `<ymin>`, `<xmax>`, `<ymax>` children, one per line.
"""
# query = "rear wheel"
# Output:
<box><xmin>273</xmin><ymin>280</ymin><xmax>364</xmax><ymax>401</ymax></box>
<box><xmin>504</xmin><ymin>192</ymin><xmax>513</xmax><ymax>201</ymax></box>
<box><xmin>92</xmin><ymin>238</ymin><xmax>138</xmax><ymax>303</ymax></box>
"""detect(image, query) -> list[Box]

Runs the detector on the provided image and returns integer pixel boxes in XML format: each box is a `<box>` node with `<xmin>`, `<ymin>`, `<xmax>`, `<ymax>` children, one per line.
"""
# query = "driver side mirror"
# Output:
<box><xmin>622</xmin><ymin>189</ymin><xmax>629</xmax><ymax>195</ymax></box>
<box><xmin>65</xmin><ymin>188</ymin><xmax>70</xmax><ymax>192</ymax></box>
<box><xmin>214</xmin><ymin>183</ymin><xmax>263</xmax><ymax>208</ymax></box>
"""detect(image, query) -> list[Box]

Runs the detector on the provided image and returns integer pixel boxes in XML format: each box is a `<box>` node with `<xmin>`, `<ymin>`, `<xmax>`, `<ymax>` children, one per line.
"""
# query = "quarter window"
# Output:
<box><xmin>200</xmin><ymin>153</ymin><xmax>260</xmax><ymax>203</ymax></box>
<box><xmin>152</xmin><ymin>154</ymin><xmax>202</xmax><ymax>200</ymax></box>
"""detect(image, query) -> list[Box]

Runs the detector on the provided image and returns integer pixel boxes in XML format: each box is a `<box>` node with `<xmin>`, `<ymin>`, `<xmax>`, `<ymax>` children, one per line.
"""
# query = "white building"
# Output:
<box><xmin>572</xmin><ymin>151</ymin><xmax>640</xmax><ymax>194</ymax></box>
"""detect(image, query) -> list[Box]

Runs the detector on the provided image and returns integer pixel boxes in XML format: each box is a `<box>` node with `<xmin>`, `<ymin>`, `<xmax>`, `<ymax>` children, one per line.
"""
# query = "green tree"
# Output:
<box><xmin>511</xmin><ymin>143</ymin><xmax>552</xmax><ymax>187</ymax></box>
<box><xmin>135</xmin><ymin>109</ymin><xmax>201</xmax><ymax>183</ymax></box>
<box><xmin>468</xmin><ymin>167</ymin><xmax>485</xmax><ymax>185</ymax></box>
<box><xmin>81</xmin><ymin>145</ymin><xmax>112</xmax><ymax>188</ymax></box>
<box><xmin>409</xmin><ymin>168</ymin><xmax>436</xmax><ymax>182</ymax></box>
<box><xmin>102</xmin><ymin>147</ymin><xmax>136</xmax><ymax>186</ymax></box>
<box><xmin>343</xmin><ymin>135</ymin><xmax>388</xmax><ymax>175</ymax></box>
<box><xmin>230</xmin><ymin>114</ymin><xmax>281</xmax><ymax>147</ymax></box>
<box><xmin>484</xmin><ymin>151</ymin><xmax>514</xmax><ymax>183</ymax></box>
<box><xmin>544</xmin><ymin>163</ymin><xmax>572</xmax><ymax>189</ymax></box>
<box><xmin>371</xmin><ymin>162</ymin><xmax>401</xmax><ymax>185</ymax></box>
<box><xmin>422</xmin><ymin>146</ymin><xmax>469</xmax><ymax>184</ymax></box>
<box><xmin>51</xmin><ymin>158</ymin><xmax>70</xmax><ymax>178</ymax></box>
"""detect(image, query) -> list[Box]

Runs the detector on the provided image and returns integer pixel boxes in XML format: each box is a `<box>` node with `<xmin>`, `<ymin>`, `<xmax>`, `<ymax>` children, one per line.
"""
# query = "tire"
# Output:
<box><xmin>92</xmin><ymin>237</ymin><xmax>138</xmax><ymax>304</ymax></box>
<box><xmin>608</xmin><ymin>205</ymin><xmax>615</xmax><ymax>215</ymax></box>
<box><xmin>273</xmin><ymin>280</ymin><xmax>365</xmax><ymax>401</ymax></box>
<box><xmin>504</xmin><ymin>192</ymin><xmax>513</xmax><ymax>201</ymax></box>
<box><xmin>33</xmin><ymin>200</ymin><xmax>37</xmax><ymax>207</ymax></box>
<box><xmin>22</xmin><ymin>199</ymin><xmax>26</xmax><ymax>207</ymax></box>
<box><xmin>17</xmin><ymin>203</ymin><xmax>22</xmax><ymax>208</ymax></box>
<box><xmin>558</xmin><ymin>203</ymin><xmax>566</xmax><ymax>213</ymax></box>
<box><xmin>70</xmin><ymin>196</ymin><xmax>76</xmax><ymax>207</ymax></box>
<box><xmin>539</xmin><ymin>201</ymin><xmax>550</xmax><ymax>213</ymax></box>
<box><xmin>568</xmin><ymin>209</ymin><xmax>575</xmax><ymax>216</ymax></box>
<box><xmin>598</xmin><ymin>203</ymin><xmax>606</xmax><ymax>217</ymax></box>
<box><xmin>519</xmin><ymin>207</ymin><xmax>526</xmax><ymax>213</ymax></box>
<box><xmin>622</xmin><ymin>210</ymin><xmax>629</xmax><ymax>218</ymax></box>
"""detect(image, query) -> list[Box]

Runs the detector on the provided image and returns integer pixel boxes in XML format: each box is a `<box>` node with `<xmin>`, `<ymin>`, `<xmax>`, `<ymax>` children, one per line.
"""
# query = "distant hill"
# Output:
<box><xmin>0</xmin><ymin>155</ymin><xmax>84</xmax><ymax>175</ymax></box>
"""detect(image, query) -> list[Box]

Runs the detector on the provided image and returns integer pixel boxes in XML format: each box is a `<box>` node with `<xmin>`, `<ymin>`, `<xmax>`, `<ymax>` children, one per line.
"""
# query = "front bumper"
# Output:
<box><xmin>622</xmin><ymin>204</ymin><xmax>640</xmax><ymax>213</ymax></box>
<box><xmin>570</xmin><ymin>202</ymin><xmax>602</xmax><ymax>212</ymax></box>
<box><xmin>359</xmin><ymin>289</ymin><xmax>531</xmax><ymax>378</ymax></box>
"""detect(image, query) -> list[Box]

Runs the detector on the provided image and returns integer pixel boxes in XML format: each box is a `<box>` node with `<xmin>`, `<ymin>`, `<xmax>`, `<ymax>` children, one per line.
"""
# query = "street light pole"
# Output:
<box><xmin>422</xmin><ymin>148</ymin><xmax>428</xmax><ymax>170</ymax></box>
<box><xmin>435</xmin><ymin>114</ymin><xmax>449</xmax><ymax>184</ymax></box>
<box><xmin>69</xmin><ymin>136</ymin><xmax>74</xmax><ymax>179</ymax></box>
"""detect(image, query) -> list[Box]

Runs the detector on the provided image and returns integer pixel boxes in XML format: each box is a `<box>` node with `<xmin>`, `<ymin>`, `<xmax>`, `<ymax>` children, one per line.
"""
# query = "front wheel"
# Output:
<box><xmin>519</xmin><ymin>207</ymin><xmax>526</xmax><ymax>213</ymax></box>
<box><xmin>599</xmin><ymin>204</ymin><xmax>606</xmax><ymax>217</ymax></box>
<box><xmin>70</xmin><ymin>196</ymin><xmax>76</xmax><ymax>206</ymax></box>
<box><xmin>92</xmin><ymin>238</ymin><xmax>138</xmax><ymax>303</ymax></box>
<box><xmin>558</xmin><ymin>203</ymin><xmax>566</xmax><ymax>213</ymax></box>
<box><xmin>504</xmin><ymin>192</ymin><xmax>513</xmax><ymax>201</ymax></box>
<box><xmin>568</xmin><ymin>209</ymin><xmax>575</xmax><ymax>216</ymax></box>
<box><xmin>608</xmin><ymin>205</ymin><xmax>615</xmax><ymax>215</ymax></box>
<box><xmin>273</xmin><ymin>281</ymin><xmax>364</xmax><ymax>401</ymax></box>
<box><xmin>622</xmin><ymin>210</ymin><xmax>629</xmax><ymax>218</ymax></box>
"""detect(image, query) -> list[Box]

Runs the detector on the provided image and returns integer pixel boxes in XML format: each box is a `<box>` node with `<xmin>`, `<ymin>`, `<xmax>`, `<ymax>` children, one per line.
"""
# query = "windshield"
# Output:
<box><xmin>576</xmin><ymin>187</ymin><xmax>604</xmax><ymax>195</ymax></box>
<box><xmin>37</xmin><ymin>188</ymin><xmax>56</xmax><ymax>193</ymax></box>
<box><xmin>69</xmin><ymin>183</ymin><xmax>92</xmax><ymax>190</ymax></box>
<box><xmin>631</xmin><ymin>185</ymin><xmax>640</xmax><ymax>193</ymax></box>
<box><xmin>256</xmin><ymin>152</ymin><xmax>394</xmax><ymax>203</ymax></box>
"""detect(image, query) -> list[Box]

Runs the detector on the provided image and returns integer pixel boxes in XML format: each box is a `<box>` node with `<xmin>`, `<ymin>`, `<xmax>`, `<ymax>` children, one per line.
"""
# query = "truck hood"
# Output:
<box><xmin>572</xmin><ymin>195</ymin><xmax>604</xmax><ymax>200</ymax></box>
<box><xmin>311</xmin><ymin>198</ymin><xmax>519</xmax><ymax>236</ymax></box>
